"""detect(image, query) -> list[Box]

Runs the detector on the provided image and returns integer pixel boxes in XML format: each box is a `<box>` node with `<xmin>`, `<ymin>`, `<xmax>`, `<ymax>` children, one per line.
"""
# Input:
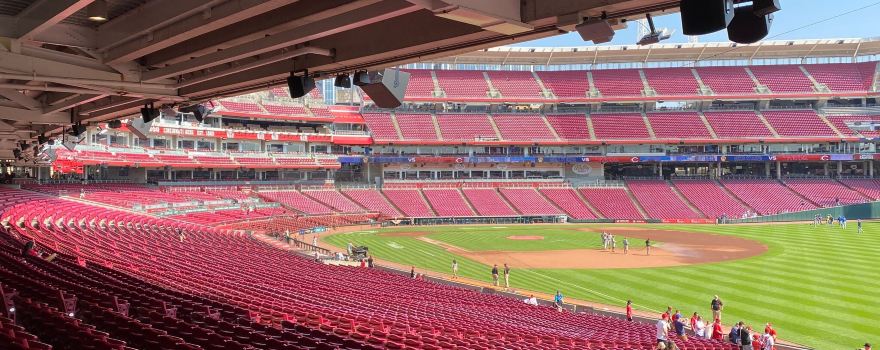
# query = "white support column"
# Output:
<box><xmin>837</xmin><ymin>161</ymin><xmax>844</xmax><ymax>175</ymax></box>
<box><xmin>776</xmin><ymin>161</ymin><xmax>782</xmax><ymax>178</ymax></box>
<box><xmin>765</xmin><ymin>162</ymin><xmax>771</xmax><ymax>177</ymax></box>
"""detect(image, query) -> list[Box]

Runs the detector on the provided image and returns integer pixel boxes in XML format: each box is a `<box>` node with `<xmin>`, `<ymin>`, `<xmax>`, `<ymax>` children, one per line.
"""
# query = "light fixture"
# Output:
<box><xmin>87</xmin><ymin>0</ymin><xmax>109</xmax><ymax>22</ymax></box>
<box><xmin>637</xmin><ymin>14</ymin><xmax>673</xmax><ymax>46</ymax></box>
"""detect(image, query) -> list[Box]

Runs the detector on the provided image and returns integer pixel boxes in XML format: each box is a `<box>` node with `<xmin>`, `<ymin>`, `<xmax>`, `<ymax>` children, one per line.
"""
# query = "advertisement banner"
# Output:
<box><xmin>337</xmin><ymin>156</ymin><xmax>364</xmax><ymax>164</ymax></box>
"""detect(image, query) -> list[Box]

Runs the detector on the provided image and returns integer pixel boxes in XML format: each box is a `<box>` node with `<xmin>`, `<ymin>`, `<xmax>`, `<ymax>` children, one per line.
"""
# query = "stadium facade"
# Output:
<box><xmin>3</xmin><ymin>38</ymin><xmax>879</xmax><ymax>222</ymax></box>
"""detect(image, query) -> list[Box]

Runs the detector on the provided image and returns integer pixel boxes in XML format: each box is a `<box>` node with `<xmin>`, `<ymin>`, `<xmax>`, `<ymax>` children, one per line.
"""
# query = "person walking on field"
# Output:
<box><xmin>491</xmin><ymin>264</ymin><xmax>499</xmax><ymax>286</ymax></box>
<box><xmin>623</xmin><ymin>237</ymin><xmax>629</xmax><ymax>254</ymax></box>
<box><xmin>503</xmin><ymin>263</ymin><xmax>511</xmax><ymax>288</ymax></box>
<box><xmin>858</xmin><ymin>219</ymin><xmax>863</xmax><ymax>234</ymax></box>
<box><xmin>626</xmin><ymin>300</ymin><xmax>633</xmax><ymax>321</ymax></box>
<box><xmin>645</xmin><ymin>238</ymin><xmax>652</xmax><ymax>256</ymax></box>
<box><xmin>711</xmin><ymin>295</ymin><xmax>724</xmax><ymax>321</ymax></box>
<box><xmin>610</xmin><ymin>234</ymin><xmax>617</xmax><ymax>252</ymax></box>
<box><xmin>451</xmin><ymin>258</ymin><xmax>459</xmax><ymax>279</ymax></box>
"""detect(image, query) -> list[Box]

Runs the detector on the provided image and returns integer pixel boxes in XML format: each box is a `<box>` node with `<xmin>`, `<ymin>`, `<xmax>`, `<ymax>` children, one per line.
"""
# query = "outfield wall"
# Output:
<box><xmin>729</xmin><ymin>202</ymin><xmax>880</xmax><ymax>223</ymax></box>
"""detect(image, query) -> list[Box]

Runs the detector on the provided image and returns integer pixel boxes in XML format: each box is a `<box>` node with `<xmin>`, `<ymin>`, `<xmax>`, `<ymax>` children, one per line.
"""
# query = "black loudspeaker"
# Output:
<box><xmin>107</xmin><ymin>120</ymin><xmax>122</xmax><ymax>129</ymax></box>
<box><xmin>334</xmin><ymin>74</ymin><xmax>351</xmax><ymax>88</ymax></box>
<box><xmin>680</xmin><ymin>0</ymin><xmax>734</xmax><ymax>35</ymax></box>
<box><xmin>141</xmin><ymin>105</ymin><xmax>160</xmax><ymax>123</ymax></box>
<box><xmin>37</xmin><ymin>135</ymin><xmax>48</xmax><ymax>145</ymax></box>
<box><xmin>179</xmin><ymin>104</ymin><xmax>208</xmax><ymax>122</ymax></box>
<box><xmin>752</xmin><ymin>0</ymin><xmax>781</xmax><ymax>16</ymax></box>
<box><xmin>287</xmin><ymin>74</ymin><xmax>315</xmax><ymax>98</ymax></box>
<box><xmin>358</xmin><ymin>69</ymin><xmax>410</xmax><ymax>109</ymax></box>
<box><xmin>352</xmin><ymin>71</ymin><xmax>371</xmax><ymax>87</ymax></box>
<box><xmin>575</xmin><ymin>19</ymin><xmax>614</xmax><ymax>44</ymax></box>
<box><xmin>69</xmin><ymin>124</ymin><xmax>87</xmax><ymax>137</ymax></box>
<box><xmin>727</xmin><ymin>5</ymin><xmax>773</xmax><ymax>44</ymax></box>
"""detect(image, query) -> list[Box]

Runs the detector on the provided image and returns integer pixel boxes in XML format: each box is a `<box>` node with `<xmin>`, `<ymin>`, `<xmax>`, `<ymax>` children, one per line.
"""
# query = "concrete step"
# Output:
<box><xmin>389</xmin><ymin>111</ymin><xmax>404</xmax><ymax>140</ymax></box>
<box><xmin>641</xmin><ymin>112</ymin><xmax>656</xmax><ymax>139</ymax></box>
<box><xmin>668</xmin><ymin>181</ymin><xmax>706</xmax><ymax>218</ymax></box>
<box><xmin>755</xmin><ymin>110</ymin><xmax>781</xmax><ymax>138</ymax></box>
<box><xmin>697</xmin><ymin>110</ymin><xmax>719</xmax><ymax>139</ymax></box>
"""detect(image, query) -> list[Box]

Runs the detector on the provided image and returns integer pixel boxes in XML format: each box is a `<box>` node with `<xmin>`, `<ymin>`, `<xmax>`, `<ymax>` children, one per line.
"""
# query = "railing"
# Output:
<box><xmin>729</xmin><ymin>202</ymin><xmax>880</xmax><ymax>223</ymax></box>
<box><xmin>39</xmin><ymin>179</ymin><xmax>135</xmax><ymax>185</ymax></box>
<box><xmin>718</xmin><ymin>175</ymin><xmax>773</xmax><ymax>180</ymax></box>
<box><xmin>332</xmin><ymin>130</ymin><xmax>369</xmax><ymax>136</ymax></box>
<box><xmin>574</xmin><ymin>180</ymin><xmax>626</xmax><ymax>188</ymax></box>
<box><xmin>704</xmin><ymin>104</ymin><xmax>756</xmax><ymax>111</ymax></box>
<box><xmin>668</xmin><ymin>175</ymin><xmax>712</xmax><ymax>180</ymax></box>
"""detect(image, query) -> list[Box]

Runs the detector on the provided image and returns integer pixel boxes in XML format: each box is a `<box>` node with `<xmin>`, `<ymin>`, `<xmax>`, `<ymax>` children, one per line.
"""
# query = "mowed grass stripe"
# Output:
<box><xmin>427</xmin><ymin>227</ymin><xmax>603</xmax><ymax>251</ymax></box>
<box><xmin>323</xmin><ymin>223</ymin><xmax>879</xmax><ymax>349</ymax></box>
<box><xmin>523</xmin><ymin>267</ymin><xmax>863</xmax><ymax>344</ymax></box>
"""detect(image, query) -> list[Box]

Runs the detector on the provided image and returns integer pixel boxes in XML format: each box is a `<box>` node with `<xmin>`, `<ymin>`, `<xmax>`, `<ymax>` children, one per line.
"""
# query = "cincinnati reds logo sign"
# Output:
<box><xmin>571</xmin><ymin>163</ymin><xmax>592</xmax><ymax>175</ymax></box>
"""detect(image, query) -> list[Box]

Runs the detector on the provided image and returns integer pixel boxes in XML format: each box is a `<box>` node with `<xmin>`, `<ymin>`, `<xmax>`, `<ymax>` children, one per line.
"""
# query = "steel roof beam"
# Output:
<box><xmin>100</xmin><ymin>0</ymin><xmax>297</xmax><ymax>64</ymax></box>
<box><xmin>14</xmin><ymin>0</ymin><xmax>94</xmax><ymax>40</ymax></box>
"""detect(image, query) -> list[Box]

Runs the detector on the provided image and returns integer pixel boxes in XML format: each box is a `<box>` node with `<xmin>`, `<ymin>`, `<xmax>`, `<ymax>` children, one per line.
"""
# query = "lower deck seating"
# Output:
<box><xmin>838</xmin><ymin>178</ymin><xmax>880</xmax><ymax>200</ymax></box>
<box><xmin>782</xmin><ymin>179</ymin><xmax>869</xmax><ymax>207</ymax></box>
<box><xmin>720</xmin><ymin>179</ymin><xmax>818</xmax><ymax>215</ymax></box>
<box><xmin>259</xmin><ymin>190</ymin><xmax>335</xmax><ymax>214</ymax></box>
<box><xmin>0</xmin><ymin>191</ymin><xmax>739</xmax><ymax>350</ymax></box>
<box><xmin>462</xmin><ymin>189</ymin><xmax>518</xmax><ymax>216</ymax></box>
<box><xmin>498</xmin><ymin>188</ymin><xmax>563</xmax><ymax>215</ymax></box>
<box><xmin>382</xmin><ymin>189</ymin><xmax>435</xmax><ymax>217</ymax></box>
<box><xmin>626</xmin><ymin>180</ymin><xmax>703</xmax><ymax>220</ymax></box>
<box><xmin>303</xmin><ymin>190</ymin><xmax>366</xmax><ymax>213</ymax></box>
<box><xmin>539</xmin><ymin>188</ymin><xmax>597</xmax><ymax>219</ymax></box>
<box><xmin>672</xmin><ymin>180</ymin><xmax>751</xmax><ymax>219</ymax></box>
<box><xmin>577</xmin><ymin>188</ymin><xmax>644</xmax><ymax>220</ymax></box>
<box><xmin>422</xmin><ymin>189</ymin><xmax>475</xmax><ymax>217</ymax></box>
<box><xmin>340</xmin><ymin>189</ymin><xmax>402</xmax><ymax>217</ymax></box>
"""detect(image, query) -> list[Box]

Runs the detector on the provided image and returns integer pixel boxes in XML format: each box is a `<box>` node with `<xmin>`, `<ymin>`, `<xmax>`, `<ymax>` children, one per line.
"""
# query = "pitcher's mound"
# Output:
<box><xmin>507</xmin><ymin>235</ymin><xmax>544</xmax><ymax>240</ymax></box>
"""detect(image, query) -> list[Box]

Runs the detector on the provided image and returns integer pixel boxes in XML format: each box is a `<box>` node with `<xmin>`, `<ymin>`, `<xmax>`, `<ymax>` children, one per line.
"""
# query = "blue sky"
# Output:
<box><xmin>513</xmin><ymin>0</ymin><xmax>880</xmax><ymax>47</ymax></box>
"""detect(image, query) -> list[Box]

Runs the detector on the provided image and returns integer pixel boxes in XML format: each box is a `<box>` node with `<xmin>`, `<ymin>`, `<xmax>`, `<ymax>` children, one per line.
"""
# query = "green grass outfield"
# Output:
<box><xmin>324</xmin><ymin>222</ymin><xmax>879</xmax><ymax>349</ymax></box>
